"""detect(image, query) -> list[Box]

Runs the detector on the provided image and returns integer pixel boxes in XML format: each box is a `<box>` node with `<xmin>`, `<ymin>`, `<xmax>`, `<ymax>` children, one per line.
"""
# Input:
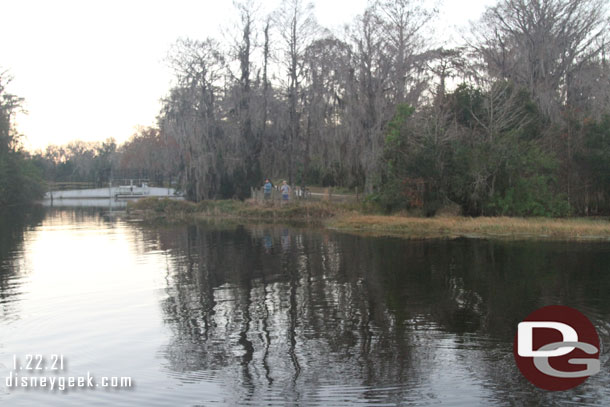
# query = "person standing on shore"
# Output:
<box><xmin>281</xmin><ymin>180</ymin><xmax>291</xmax><ymax>202</ymax></box>
<box><xmin>263</xmin><ymin>179</ymin><xmax>272</xmax><ymax>201</ymax></box>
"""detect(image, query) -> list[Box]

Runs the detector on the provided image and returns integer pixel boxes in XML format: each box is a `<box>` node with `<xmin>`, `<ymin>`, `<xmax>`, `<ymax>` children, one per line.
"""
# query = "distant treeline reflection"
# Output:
<box><xmin>0</xmin><ymin>207</ymin><xmax>44</xmax><ymax>320</ymax></box>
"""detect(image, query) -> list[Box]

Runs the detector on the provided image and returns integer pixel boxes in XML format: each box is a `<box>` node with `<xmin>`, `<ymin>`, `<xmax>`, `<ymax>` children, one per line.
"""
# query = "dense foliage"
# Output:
<box><xmin>0</xmin><ymin>72</ymin><xmax>44</xmax><ymax>207</ymax></box>
<box><xmin>154</xmin><ymin>0</ymin><xmax>610</xmax><ymax>216</ymax></box>
<box><xmin>379</xmin><ymin>84</ymin><xmax>572</xmax><ymax>216</ymax></box>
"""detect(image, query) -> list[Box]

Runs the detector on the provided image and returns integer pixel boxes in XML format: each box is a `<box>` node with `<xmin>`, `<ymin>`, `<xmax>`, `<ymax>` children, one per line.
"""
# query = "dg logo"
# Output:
<box><xmin>513</xmin><ymin>305</ymin><xmax>601</xmax><ymax>391</ymax></box>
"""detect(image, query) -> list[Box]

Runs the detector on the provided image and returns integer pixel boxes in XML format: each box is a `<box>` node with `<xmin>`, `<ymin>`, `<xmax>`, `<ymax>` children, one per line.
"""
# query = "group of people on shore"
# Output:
<box><xmin>263</xmin><ymin>179</ymin><xmax>291</xmax><ymax>202</ymax></box>
<box><xmin>262</xmin><ymin>178</ymin><xmax>311</xmax><ymax>202</ymax></box>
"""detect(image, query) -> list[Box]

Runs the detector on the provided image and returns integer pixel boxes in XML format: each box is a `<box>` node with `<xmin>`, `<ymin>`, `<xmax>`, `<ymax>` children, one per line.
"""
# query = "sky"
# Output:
<box><xmin>1</xmin><ymin>0</ymin><xmax>496</xmax><ymax>151</ymax></box>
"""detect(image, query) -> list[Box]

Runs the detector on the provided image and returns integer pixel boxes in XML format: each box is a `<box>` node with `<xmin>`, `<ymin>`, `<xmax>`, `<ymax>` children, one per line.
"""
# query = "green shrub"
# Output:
<box><xmin>488</xmin><ymin>176</ymin><xmax>571</xmax><ymax>217</ymax></box>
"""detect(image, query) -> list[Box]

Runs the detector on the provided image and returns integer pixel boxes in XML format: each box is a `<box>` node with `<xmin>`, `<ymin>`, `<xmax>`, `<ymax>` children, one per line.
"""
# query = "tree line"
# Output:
<box><xmin>156</xmin><ymin>0</ymin><xmax>610</xmax><ymax>216</ymax></box>
<box><xmin>3</xmin><ymin>0</ymin><xmax>610</xmax><ymax>216</ymax></box>
<box><xmin>33</xmin><ymin>127</ymin><xmax>179</xmax><ymax>186</ymax></box>
<box><xmin>0</xmin><ymin>71</ymin><xmax>44</xmax><ymax>207</ymax></box>
<box><xmin>0</xmin><ymin>91</ymin><xmax>178</xmax><ymax>206</ymax></box>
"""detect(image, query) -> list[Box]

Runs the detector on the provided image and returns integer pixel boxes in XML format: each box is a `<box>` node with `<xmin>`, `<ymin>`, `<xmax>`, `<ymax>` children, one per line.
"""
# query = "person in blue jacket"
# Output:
<box><xmin>263</xmin><ymin>179</ymin><xmax>272</xmax><ymax>200</ymax></box>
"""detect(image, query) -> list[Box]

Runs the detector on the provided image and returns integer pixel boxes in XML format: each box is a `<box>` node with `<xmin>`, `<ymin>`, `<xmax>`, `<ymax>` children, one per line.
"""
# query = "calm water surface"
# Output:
<box><xmin>0</xmin><ymin>207</ymin><xmax>609</xmax><ymax>406</ymax></box>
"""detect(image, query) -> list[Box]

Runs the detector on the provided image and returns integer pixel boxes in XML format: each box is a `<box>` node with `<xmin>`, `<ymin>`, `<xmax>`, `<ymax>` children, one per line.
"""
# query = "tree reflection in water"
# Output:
<box><xmin>0</xmin><ymin>207</ymin><xmax>44</xmax><ymax>322</ymax></box>
<box><xmin>147</xmin><ymin>221</ymin><xmax>610</xmax><ymax>405</ymax></box>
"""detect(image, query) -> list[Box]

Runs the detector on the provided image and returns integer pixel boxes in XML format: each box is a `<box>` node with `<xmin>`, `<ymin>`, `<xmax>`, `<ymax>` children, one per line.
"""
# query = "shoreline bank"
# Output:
<box><xmin>127</xmin><ymin>198</ymin><xmax>610</xmax><ymax>241</ymax></box>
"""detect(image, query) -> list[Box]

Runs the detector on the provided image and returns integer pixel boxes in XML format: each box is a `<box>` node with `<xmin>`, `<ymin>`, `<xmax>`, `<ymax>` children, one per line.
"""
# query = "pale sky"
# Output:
<box><xmin>1</xmin><ymin>0</ymin><xmax>495</xmax><ymax>151</ymax></box>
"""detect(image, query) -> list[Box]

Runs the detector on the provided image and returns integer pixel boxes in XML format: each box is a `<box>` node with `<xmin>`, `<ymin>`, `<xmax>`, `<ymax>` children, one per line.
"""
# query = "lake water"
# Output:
<box><xmin>0</xmin><ymin>207</ymin><xmax>609</xmax><ymax>406</ymax></box>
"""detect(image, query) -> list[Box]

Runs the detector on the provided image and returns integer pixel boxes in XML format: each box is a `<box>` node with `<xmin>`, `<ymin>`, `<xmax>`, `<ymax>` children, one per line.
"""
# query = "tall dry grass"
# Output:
<box><xmin>329</xmin><ymin>215</ymin><xmax>610</xmax><ymax>240</ymax></box>
<box><xmin>129</xmin><ymin>197</ymin><xmax>338</xmax><ymax>221</ymax></box>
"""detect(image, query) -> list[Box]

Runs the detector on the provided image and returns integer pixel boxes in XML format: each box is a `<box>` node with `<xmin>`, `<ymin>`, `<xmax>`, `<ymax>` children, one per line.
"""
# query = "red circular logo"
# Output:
<box><xmin>513</xmin><ymin>305</ymin><xmax>600</xmax><ymax>391</ymax></box>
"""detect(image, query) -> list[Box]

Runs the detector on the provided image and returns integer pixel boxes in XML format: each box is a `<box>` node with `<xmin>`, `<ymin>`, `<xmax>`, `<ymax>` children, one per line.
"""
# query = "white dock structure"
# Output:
<box><xmin>45</xmin><ymin>183</ymin><xmax>181</xmax><ymax>200</ymax></box>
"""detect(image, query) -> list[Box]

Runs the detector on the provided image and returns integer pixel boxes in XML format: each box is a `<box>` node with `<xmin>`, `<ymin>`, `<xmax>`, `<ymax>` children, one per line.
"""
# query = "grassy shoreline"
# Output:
<box><xmin>128</xmin><ymin>198</ymin><xmax>610</xmax><ymax>241</ymax></box>
<box><xmin>328</xmin><ymin>215</ymin><xmax>610</xmax><ymax>241</ymax></box>
<box><xmin>127</xmin><ymin>197</ymin><xmax>337</xmax><ymax>222</ymax></box>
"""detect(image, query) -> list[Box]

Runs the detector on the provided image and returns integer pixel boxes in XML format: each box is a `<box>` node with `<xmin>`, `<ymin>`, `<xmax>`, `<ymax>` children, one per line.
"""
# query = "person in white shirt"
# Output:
<box><xmin>280</xmin><ymin>180</ymin><xmax>291</xmax><ymax>201</ymax></box>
